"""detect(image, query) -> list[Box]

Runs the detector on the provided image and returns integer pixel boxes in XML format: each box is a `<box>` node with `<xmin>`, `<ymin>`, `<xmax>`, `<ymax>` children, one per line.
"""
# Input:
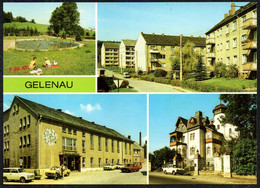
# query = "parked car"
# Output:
<box><xmin>134</xmin><ymin>162</ymin><xmax>142</xmax><ymax>170</ymax></box>
<box><xmin>115</xmin><ymin>163</ymin><xmax>124</xmax><ymax>169</ymax></box>
<box><xmin>3</xmin><ymin>168</ymin><xmax>35</xmax><ymax>183</ymax></box>
<box><xmin>123</xmin><ymin>72</ymin><xmax>131</xmax><ymax>78</ymax></box>
<box><xmin>162</xmin><ymin>164</ymin><xmax>185</xmax><ymax>175</ymax></box>
<box><xmin>45</xmin><ymin>166</ymin><xmax>71</xmax><ymax>179</ymax></box>
<box><xmin>121</xmin><ymin>164</ymin><xmax>140</xmax><ymax>173</ymax></box>
<box><xmin>103</xmin><ymin>163</ymin><xmax>115</xmax><ymax>170</ymax></box>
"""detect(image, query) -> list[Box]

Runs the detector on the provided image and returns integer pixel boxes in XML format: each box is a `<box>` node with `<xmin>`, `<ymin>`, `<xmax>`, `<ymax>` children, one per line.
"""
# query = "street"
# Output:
<box><xmin>149</xmin><ymin>172</ymin><xmax>257</xmax><ymax>184</ymax></box>
<box><xmin>101</xmin><ymin>69</ymin><xmax>189</xmax><ymax>92</ymax></box>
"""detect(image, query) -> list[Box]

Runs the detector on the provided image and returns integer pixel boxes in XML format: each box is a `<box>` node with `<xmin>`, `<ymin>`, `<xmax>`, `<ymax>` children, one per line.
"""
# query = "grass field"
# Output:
<box><xmin>4</xmin><ymin>40</ymin><xmax>95</xmax><ymax>75</ymax></box>
<box><xmin>200</xmin><ymin>77</ymin><xmax>257</xmax><ymax>91</ymax></box>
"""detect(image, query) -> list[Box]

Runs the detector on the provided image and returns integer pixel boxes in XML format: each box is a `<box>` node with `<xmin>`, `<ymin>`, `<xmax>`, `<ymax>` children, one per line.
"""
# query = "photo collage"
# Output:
<box><xmin>3</xmin><ymin>1</ymin><xmax>257</xmax><ymax>185</ymax></box>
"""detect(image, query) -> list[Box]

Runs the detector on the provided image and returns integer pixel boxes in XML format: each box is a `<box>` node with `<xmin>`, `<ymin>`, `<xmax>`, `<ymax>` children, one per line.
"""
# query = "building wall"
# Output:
<box><xmin>135</xmin><ymin>34</ymin><xmax>147</xmax><ymax>72</ymax></box>
<box><xmin>101</xmin><ymin>44</ymin><xmax>105</xmax><ymax>67</ymax></box>
<box><xmin>101</xmin><ymin>44</ymin><xmax>120</xmax><ymax>67</ymax></box>
<box><xmin>119</xmin><ymin>42</ymin><xmax>126</xmax><ymax>68</ymax></box>
<box><xmin>3</xmin><ymin>100</ymin><xmax>39</xmax><ymax>169</ymax></box>
<box><xmin>119</xmin><ymin>42</ymin><xmax>135</xmax><ymax>69</ymax></box>
<box><xmin>206</xmin><ymin>7</ymin><xmax>257</xmax><ymax>76</ymax></box>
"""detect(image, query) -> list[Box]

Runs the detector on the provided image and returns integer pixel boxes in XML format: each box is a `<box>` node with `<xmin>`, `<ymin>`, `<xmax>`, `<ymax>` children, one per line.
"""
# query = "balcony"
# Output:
<box><xmin>207</xmin><ymin>52</ymin><xmax>216</xmax><ymax>58</ymax></box>
<box><xmin>242</xmin><ymin>40</ymin><xmax>257</xmax><ymax>50</ymax></box>
<box><xmin>242</xmin><ymin>18</ymin><xmax>257</xmax><ymax>30</ymax></box>
<box><xmin>150</xmin><ymin>58</ymin><xmax>159</xmax><ymax>62</ymax></box>
<box><xmin>243</xmin><ymin>62</ymin><xmax>257</xmax><ymax>71</ymax></box>
<box><xmin>206</xmin><ymin>38</ymin><xmax>215</xmax><ymax>45</ymax></box>
<box><xmin>149</xmin><ymin>49</ymin><xmax>160</xmax><ymax>53</ymax></box>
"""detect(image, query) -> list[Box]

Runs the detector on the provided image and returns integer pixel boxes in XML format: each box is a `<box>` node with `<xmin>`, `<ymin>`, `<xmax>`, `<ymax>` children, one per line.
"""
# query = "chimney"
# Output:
<box><xmin>195</xmin><ymin>111</ymin><xmax>202</xmax><ymax>118</ymax></box>
<box><xmin>57</xmin><ymin>109</ymin><xmax>62</xmax><ymax>112</ymax></box>
<box><xmin>139</xmin><ymin>132</ymin><xmax>142</xmax><ymax>146</ymax></box>
<box><xmin>128</xmin><ymin>135</ymin><xmax>131</xmax><ymax>139</ymax></box>
<box><xmin>224</xmin><ymin>13</ymin><xmax>228</xmax><ymax>18</ymax></box>
<box><xmin>230</xmin><ymin>3</ymin><xmax>235</xmax><ymax>15</ymax></box>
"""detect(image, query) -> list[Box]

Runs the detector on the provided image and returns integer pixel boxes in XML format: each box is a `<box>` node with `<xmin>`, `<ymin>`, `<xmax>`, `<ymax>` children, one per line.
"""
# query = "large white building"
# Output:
<box><xmin>119</xmin><ymin>40</ymin><xmax>136</xmax><ymax>69</ymax></box>
<box><xmin>169</xmin><ymin>104</ymin><xmax>239</xmax><ymax>167</ymax></box>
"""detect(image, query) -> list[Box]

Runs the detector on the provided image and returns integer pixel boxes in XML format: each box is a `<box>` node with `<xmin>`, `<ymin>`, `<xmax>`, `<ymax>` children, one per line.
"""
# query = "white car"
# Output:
<box><xmin>103</xmin><ymin>164</ymin><xmax>115</xmax><ymax>170</ymax></box>
<box><xmin>3</xmin><ymin>168</ymin><xmax>35</xmax><ymax>183</ymax></box>
<box><xmin>162</xmin><ymin>164</ymin><xmax>185</xmax><ymax>175</ymax></box>
<box><xmin>123</xmin><ymin>72</ymin><xmax>131</xmax><ymax>78</ymax></box>
<box><xmin>115</xmin><ymin>164</ymin><xmax>124</xmax><ymax>169</ymax></box>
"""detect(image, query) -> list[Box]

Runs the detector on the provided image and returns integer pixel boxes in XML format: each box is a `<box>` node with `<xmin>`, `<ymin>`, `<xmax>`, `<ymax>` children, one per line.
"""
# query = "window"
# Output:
<box><xmin>220</xmin><ymin>43</ymin><xmax>222</xmax><ymax>51</ymax></box>
<box><xmin>82</xmin><ymin>132</ymin><xmax>85</xmax><ymax>137</ymax></box>
<box><xmin>242</xmin><ymin>16</ymin><xmax>246</xmax><ymax>25</ymax></box>
<box><xmin>13</xmin><ymin>105</ymin><xmax>16</xmax><ymax>115</ymax></box>
<box><xmin>73</xmin><ymin>129</ymin><xmax>77</xmax><ymax>135</ymax></box>
<box><xmin>226</xmin><ymin>40</ymin><xmax>230</xmax><ymax>50</ymax></box>
<box><xmin>207</xmin><ymin>147</ymin><xmax>211</xmax><ymax>155</ymax></box>
<box><xmin>106</xmin><ymin>158</ymin><xmax>108</xmax><ymax>165</ymax></box>
<box><xmin>233</xmin><ymin>38</ymin><xmax>237</xmax><ymax>48</ymax></box>
<box><xmin>233</xmin><ymin>56</ymin><xmax>237</xmax><ymax>65</ymax></box>
<box><xmin>20</xmin><ymin>137</ymin><xmax>22</xmax><ymax>147</ymax></box>
<box><xmin>62</xmin><ymin>137</ymin><xmax>77</xmax><ymax>151</ymax></box>
<box><xmin>68</xmin><ymin>128</ymin><xmax>72</xmax><ymax>134</ymax></box>
<box><xmin>62</xmin><ymin>127</ymin><xmax>66</xmax><ymax>133</ymax></box>
<box><xmin>233</xmin><ymin>21</ymin><xmax>237</xmax><ymax>31</ymax></box>
<box><xmin>23</xmin><ymin>117</ymin><xmax>26</xmax><ymax>128</ymax></box>
<box><xmin>129</xmin><ymin>144</ymin><xmax>131</xmax><ymax>155</ymax></box>
<box><xmin>27</xmin><ymin>156</ymin><xmax>31</xmax><ymax>168</ymax></box>
<box><xmin>217</xmin><ymin>44</ymin><xmax>219</xmax><ymax>52</ymax></box>
<box><xmin>23</xmin><ymin>136</ymin><xmax>27</xmax><ymax>147</ymax></box>
<box><xmin>23</xmin><ymin>157</ymin><xmax>27</xmax><ymax>168</ymax></box>
<box><xmin>253</xmin><ymin>52</ymin><xmax>257</xmax><ymax>63</ymax></box>
<box><xmin>112</xmin><ymin>159</ymin><xmax>114</xmax><ymax>166</ymax></box>
<box><xmin>27</xmin><ymin>115</ymin><xmax>30</xmax><ymax>127</ymax></box>
<box><xmin>98</xmin><ymin>136</ymin><xmax>101</xmax><ymax>151</ymax></box>
<box><xmin>190</xmin><ymin>133</ymin><xmax>195</xmax><ymax>141</ymax></box>
<box><xmin>82</xmin><ymin>140</ymin><xmax>86</xmax><ymax>153</ymax></box>
<box><xmin>241</xmin><ymin>34</ymin><xmax>247</xmax><ymax>43</ymax></box>
<box><xmin>161</xmin><ymin>46</ymin><xmax>166</xmax><ymax>51</ymax></box>
<box><xmin>27</xmin><ymin>135</ymin><xmax>31</xmax><ymax>146</ymax></box>
<box><xmin>99</xmin><ymin>158</ymin><xmax>102</xmax><ymax>167</ymax></box>
<box><xmin>125</xmin><ymin>143</ymin><xmax>127</xmax><ymax>154</ymax></box>
<box><xmin>117</xmin><ymin>141</ymin><xmax>120</xmax><ymax>153</ymax></box>
<box><xmin>82</xmin><ymin>157</ymin><xmax>86</xmax><ymax>168</ymax></box>
<box><xmin>161</xmin><ymin>55</ymin><xmax>166</xmax><ymax>59</ymax></box>
<box><xmin>111</xmin><ymin>140</ymin><xmax>114</xmax><ymax>152</ymax></box>
<box><xmin>190</xmin><ymin>147</ymin><xmax>195</xmax><ymax>155</ymax></box>
<box><xmin>4</xmin><ymin>126</ymin><xmax>6</xmax><ymax>135</ymax></box>
<box><xmin>90</xmin><ymin>134</ymin><xmax>94</xmax><ymax>149</ymax></box>
<box><xmin>242</xmin><ymin>54</ymin><xmax>247</xmax><ymax>64</ymax></box>
<box><xmin>226</xmin><ymin>24</ymin><xmax>229</xmax><ymax>34</ymax></box>
<box><xmin>105</xmin><ymin>138</ymin><xmax>108</xmax><ymax>152</ymax></box>
<box><xmin>226</xmin><ymin>57</ymin><xmax>230</xmax><ymax>65</ymax></box>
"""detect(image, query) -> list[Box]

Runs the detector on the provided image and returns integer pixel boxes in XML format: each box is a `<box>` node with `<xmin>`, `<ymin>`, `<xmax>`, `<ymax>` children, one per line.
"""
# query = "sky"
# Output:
<box><xmin>3</xmin><ymin>94</ymin><xmax>147</xmax><ymax>144</ymax></box>
<box><xmin>149</xmin><ymin>94</ymin><xmax>225</xmax><ymax>153</ymax></box>
<box><xmin>98</xmin><ymin>2</ymin><xmax>249</xmax><ymax>41</ymax></box>
<box><xmin>4</xmin><ymin>2</ymin><xmax>96</xmax><ymax>29</ymax></box>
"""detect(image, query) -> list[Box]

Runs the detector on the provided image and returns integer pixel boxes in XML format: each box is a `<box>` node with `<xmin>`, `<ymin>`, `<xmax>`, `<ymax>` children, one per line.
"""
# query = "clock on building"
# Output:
<box><xmin>43</xmin><ymin>128</ymin><xmax>57</xmax><ymax>146</ymax></box>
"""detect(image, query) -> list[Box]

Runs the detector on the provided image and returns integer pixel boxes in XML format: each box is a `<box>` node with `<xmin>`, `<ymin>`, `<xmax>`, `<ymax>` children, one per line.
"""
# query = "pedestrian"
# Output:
<box><xmin>61</xmin><ymin>164</ymin><xmax>65</xmax><ymax>179</ymax></box>
<box><xmin>55</xmin><ymin>166</ymin><xmax>60</xmax><ymax>180</ymax></box>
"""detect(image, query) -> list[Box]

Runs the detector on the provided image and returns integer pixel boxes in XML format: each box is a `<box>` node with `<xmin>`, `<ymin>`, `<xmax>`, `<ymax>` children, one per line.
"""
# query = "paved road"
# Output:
<box><xmin>101</xmin><ymin>69</ymin><xmax>188</xmax><ymax>92</ymax></box>
<box><xmin>149</xmin><ymin>172</ymin><xmax>257</xmax><ymax>184</ymax></box>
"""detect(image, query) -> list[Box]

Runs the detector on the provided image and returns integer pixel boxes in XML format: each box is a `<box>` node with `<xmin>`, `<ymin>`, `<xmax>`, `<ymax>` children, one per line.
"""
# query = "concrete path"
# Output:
<box><xmin>101</xmin><ymin>69</ymin><xmax>189</xmax><ymax>93</ymax></box>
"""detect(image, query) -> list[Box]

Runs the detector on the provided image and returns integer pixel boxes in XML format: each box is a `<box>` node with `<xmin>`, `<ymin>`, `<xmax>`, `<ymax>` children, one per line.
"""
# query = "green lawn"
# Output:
<box><xmin>4</xmin><ymin>22</ymin><xmax>49</xmax><ymax>34</ymax></box>
<box><xmin>201</xmin><ymin>77</ymin><xmax>257</xmax><ymax>91</ymax></box>
<box><xmin>4</xmin><ymin>40</ymin><xmax>95</xmax><ymax>75</ymax></box>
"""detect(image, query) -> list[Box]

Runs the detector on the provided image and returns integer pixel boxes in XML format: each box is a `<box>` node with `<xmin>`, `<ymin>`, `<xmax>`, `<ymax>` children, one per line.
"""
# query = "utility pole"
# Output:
<box><xmin>180</xmin><ymin>34</ymin><xmax>183</xmax><ymax>81</ymax></box>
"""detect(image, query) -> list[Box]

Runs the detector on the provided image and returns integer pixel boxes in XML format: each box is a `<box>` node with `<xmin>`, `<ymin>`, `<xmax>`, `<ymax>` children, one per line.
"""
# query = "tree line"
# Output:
<box><xmin>3</xmin><ymin>11</ymin><xmax>35</xmax><ymax>24</ymax></box>
<box><xmin>3</xmin><ymin>26</ymin><xmax>39</xmax><ymax>37</ymax></box>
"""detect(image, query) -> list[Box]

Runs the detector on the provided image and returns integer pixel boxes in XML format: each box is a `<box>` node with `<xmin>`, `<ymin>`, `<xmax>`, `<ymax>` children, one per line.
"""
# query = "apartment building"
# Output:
<box><xmin>135</xmin><ymin>32</ymin><xmax>206</xmax><ymax>73</ymax></box>
<box><xmin>3</xmin><ymin>96</ymin><xmax>134</xmax><ymax>172</ymax></box>
<box><xmin>119</xmin><ymin>40</ymin><xmax>136</xmax><ymax>68</ymax></box>
<box><xmin>169</xmin><ymin>104</ymin><xmax>239</xmax><ymax>167</ymax></box>
<box><xmin>101</xmin><ymin>42</ymin><xmax>120</xmax><ymax>67</ymax></box>
<box><xmin>205</xmin><ymin>2</ymin><xmax>257</xmax><ymax>79</ymax></box>
<box><xmin>133</xmin><ymin>142</ymin><xmax>145</xmax><ymax>163</ymax></box>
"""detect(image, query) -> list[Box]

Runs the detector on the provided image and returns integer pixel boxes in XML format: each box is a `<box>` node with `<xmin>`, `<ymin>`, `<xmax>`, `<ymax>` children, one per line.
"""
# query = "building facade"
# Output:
<box><xmin>205</xmin><ymin>2</ymin><xmax>257</xmax><ymax>79</ymax></box>
<box><xmin>135</xmin><ymin>32</ymin><xmax>206</xmax><ymax>73</ymax></box>
<box><xmin>101</xmin><ymin>43</ymin><xmax>120</xmax><ymax>67</ymax></box>
<box><xmin>119</xmin><ymin>40</ymin><xmax>136</xmax><ymax>69</ymax></box>
<box><xmin>133</xmin><ymin>142</ymin><xmax>145</xmax><ymax>163</ymax></box>
<box><xmin>3</xmin><ymin>96</ymin><xmax>134</xmax><ymax>172</ymax></box>
<box><xmin>169</xmin><ymin>104</ymin><xmax>239</xmax><ymax>168</ymax></box>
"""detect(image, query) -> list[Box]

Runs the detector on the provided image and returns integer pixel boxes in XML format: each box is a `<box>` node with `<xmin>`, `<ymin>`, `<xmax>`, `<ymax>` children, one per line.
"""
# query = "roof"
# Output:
<box><xmin>103</xmin><ymin>42</ymin><xmax>120</xmax><ymax>49</ymax></box>
<box><xmin>122</xmin><ymin>39</ymin><xmax>136</xmax><ymax>46</ymax></box>
<box><xmin>213</xmin><ymin>104</ymin><xmax>227</xmax><ymax>113</ymax></box>
<box><xmin>12</xmin><ymin>96</ymin><xmax>133</xmax><ymax>142</ymax></box>
<box><xmin>133</xmin><ymin>142</ymin><xmax>143</xmax><ymax>150</ymax></box>
<box><xmin>206</xmin><ymin>2</ymin><xmax>257</xmax><ymax>34</ymax></box>
<box><xmin>141</xmin><ymin>33</ymin><xmax>206</xmax><ymax>47</ymax></box>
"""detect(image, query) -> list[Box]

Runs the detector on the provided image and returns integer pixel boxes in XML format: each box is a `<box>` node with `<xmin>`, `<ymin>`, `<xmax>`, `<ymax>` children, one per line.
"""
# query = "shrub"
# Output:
<box><xmin>214</xmin><ymin>62</ymin><xmax>227</xmax><ymax>77</ymax></box>
<box><xmin>171</xmin><ymin>80</ymin><xmax>182</xmax><ymax>87</ymax></box>
<box><xmin>75</xmin><ymin>34</ymin><xmax>82</xmax><ymax>41</ymax></box>
<box><xmin>147</xmin><ymin>77</ymin><xmax>154</xmax><ymax>82</ymax></box>
<box><xmin>62</xmin><ymin>33</ymin><xmax>66</xmax><ymax>39</ymax></box>
<box><xmin>226</xmin><ymin>64</ymin><xmax>239</xmax><ymax>78</ymax></box>
<box><xmin>153</xmin><ymin>69</ymin><xmax>167</xmax><ymax>77</ymax></box>
<box><xmin>138</xmin><ymin>70</ymin><xmax>143</xmax><ymax>75</ymax></box>
<box><xmin>154</xmin><ymin>77</ymin><xmax>171</xmax><ymax>84</ymax></box>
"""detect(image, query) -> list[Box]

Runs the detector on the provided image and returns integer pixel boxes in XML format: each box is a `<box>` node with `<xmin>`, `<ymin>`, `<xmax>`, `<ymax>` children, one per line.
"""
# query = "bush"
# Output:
<box><xmin>214</xmin><ymin>62</ymin><xmax>227</xmax><ymax>77</ymax></box>
<box><xmin>138</xmin><ymin>70</ymin><xmax>143</xmax><ymax>75</ymax></box>
<box><xmin>75</xmin><ymin>34</ymin><xmax>82</xmax><ymax>41</ymax></box>
<box><xmin>153</xmin><ymin>69</ymin><xmax>167</xmax><ymax>77</ymax></box>
<box><xmin>154</xmin><ymin>77</ymin><xmax>171</xmax><ymax>84</ymax></box>
<box><xmin>62</xmin><ymin>33</ymin><xmax>66</xmax><ymax>39</ymax></box>
<box><xmin>171</xmin><ymin>80</ymin><xmax>182</xmax><ymax>87</ymax></box>
<box><xmin>226</xmin><ymin>64</ymin><xmax>239</xmax><ymax>78</ymax></box>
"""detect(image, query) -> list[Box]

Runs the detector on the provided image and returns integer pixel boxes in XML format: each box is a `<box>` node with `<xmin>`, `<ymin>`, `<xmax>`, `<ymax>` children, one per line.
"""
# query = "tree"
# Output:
<box><xmin>194</xmin><ymin>55</ymin><xmax>206</xmax><ymax>81</ymax></box>
<box><xmin>74</xmin><ymin>25</ymin><xmax>85</xmax><ymax>36</ymax></box>
<box><xmin>15</xmin><ymin>16</ymin><xmax>27</xmax><ymax>22</ymax></box>
<box><xmin>31</xmin><ymin>19</ymin><xmax>36</xmax><ymax>24</ymax></box>
<box><xmin>3</xmin><ymin>11</ymin><xmax>14</xmax><ymax>23</ymax></box>
<box><xmin>49</xmin><ymin>7</ymin><xmax>63</xmax><ymax>35</ymax></box>
<box><xmin>219</xmin><ymin>94</ymin><xmax>257</xmax><ymax>175</ymax></box>
<box><xmin>151</xmin><ymin>146</ymin><xmax>175</xmax><ymax>171</ymax></box>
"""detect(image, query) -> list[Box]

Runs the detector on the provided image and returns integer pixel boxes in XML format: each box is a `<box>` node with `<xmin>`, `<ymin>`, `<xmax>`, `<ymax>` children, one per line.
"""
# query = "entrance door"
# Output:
<box><xmin>75</xmin><ymin>157</ymin><xmax>81</xmax><ymax>172</ymax></box>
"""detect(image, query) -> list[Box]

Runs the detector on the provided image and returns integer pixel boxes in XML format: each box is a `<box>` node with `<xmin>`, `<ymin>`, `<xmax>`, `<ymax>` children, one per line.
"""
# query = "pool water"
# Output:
<box><xmin>16</xmin><ymin>39</ymin><xmax>79</xmax><ymax>50</ymax></box>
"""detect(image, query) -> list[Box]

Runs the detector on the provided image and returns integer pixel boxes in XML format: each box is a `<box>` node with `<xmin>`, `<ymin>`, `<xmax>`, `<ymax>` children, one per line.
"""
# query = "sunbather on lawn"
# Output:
<box><xmin>43</xmin><ymin>57</ymin><xmax>51</xmax><ymax>68</ymax></box>
<box><xmin>29</xmin><ymin>57</ymin><xmax>37</xmax><ymax>69</ymax></box>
